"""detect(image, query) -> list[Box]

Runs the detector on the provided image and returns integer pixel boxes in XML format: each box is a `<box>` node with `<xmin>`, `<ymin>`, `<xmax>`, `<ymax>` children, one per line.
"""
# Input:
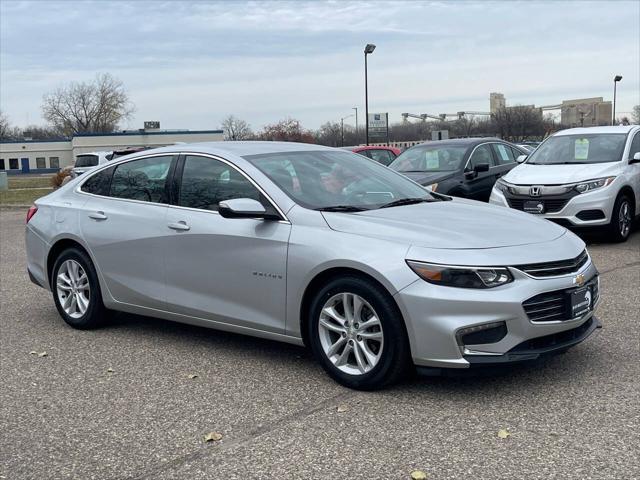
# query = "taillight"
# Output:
<box><xmin>26</xmin><ymin>205</ymin><xmax>38</xmax><ymax>223</ymax></box>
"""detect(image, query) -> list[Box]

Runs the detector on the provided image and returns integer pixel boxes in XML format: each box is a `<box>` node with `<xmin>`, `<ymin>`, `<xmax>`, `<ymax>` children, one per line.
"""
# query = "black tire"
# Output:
<box><xmin>51</xmin><ymin>247</ymin><xmax>107</xmax><ymax>329</ymax></box>
<box><xmin>307</xmin><ymin>275</ymin><xmax>411</xmax><ymax>390</ymax></box>
<box><xmin>607</xmin><ymin>194</ymin><xmax>634</xmax><ymax>242</ymax></box>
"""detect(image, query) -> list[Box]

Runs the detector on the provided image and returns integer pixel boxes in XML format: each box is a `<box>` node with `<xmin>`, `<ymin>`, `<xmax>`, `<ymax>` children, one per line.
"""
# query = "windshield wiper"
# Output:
<box><xmin>315</xmin><ymin>205</ymin><xmax>369</xmax><ymax>212</ymax></box>
<box><xmin>379</xmin><ymin>197</ymin><xmax>432</xmax><ymax>209</ymax></box>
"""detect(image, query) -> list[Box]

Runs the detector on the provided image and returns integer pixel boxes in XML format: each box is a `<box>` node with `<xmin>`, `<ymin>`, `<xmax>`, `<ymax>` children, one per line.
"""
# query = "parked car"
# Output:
<box><xmin>26</xmin><ymin>142</ymin><xmax>600</xmax><ymax>389</ymax></box>
<box><xmin>341</xmin><ymin>145</ymin><xmax>401</xmax><ymax>166</ymax></box>
<box><xmin>490</xmin><ymin>126</ymin><xmax>640</xmax><ymax>242</ymax></box>
<box><xmin>71</xmin><ymin>151</ymin><xmax>112</xmax><ymax>177</ymax></box>
<box><xmin>389</xmin><ymin>138</ymin><xmax>528</xmax><ymax>201</ymax></box>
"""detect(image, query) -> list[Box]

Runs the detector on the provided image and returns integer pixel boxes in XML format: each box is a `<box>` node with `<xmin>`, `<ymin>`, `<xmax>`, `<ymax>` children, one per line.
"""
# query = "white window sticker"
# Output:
<box><xmin>496</xmin><ymin>144</ymin><xmax>510</xmax><ymax>162</ymax></box>
<box><xmin>575</xmin><ymin>139</ymin><xmax>589</xmax><ymax>160</ymax></box>
<box><xmin>425</xmin><ymin>151</ymin><xmax>439</xmax><ymax>169</ymax></box>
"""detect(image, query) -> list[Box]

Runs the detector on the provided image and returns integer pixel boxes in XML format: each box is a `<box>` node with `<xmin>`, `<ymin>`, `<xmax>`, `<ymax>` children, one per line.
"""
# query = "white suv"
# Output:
<box><xmin>71</xmin><ymin>151</ymin><xmax>113</xmax><ymax>177</ymax></box>
<box><xmin>490</xmin><ymin>126</ymin><xmax>640</xmax><ymax>242</ymax></box>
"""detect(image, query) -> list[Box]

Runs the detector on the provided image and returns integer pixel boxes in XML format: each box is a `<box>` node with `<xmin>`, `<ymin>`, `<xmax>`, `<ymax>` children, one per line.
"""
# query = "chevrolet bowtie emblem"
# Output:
<box><xmin>574</xmin><ymin>274</ymin><xmax>585</xmax><ymax>287</ymax></box>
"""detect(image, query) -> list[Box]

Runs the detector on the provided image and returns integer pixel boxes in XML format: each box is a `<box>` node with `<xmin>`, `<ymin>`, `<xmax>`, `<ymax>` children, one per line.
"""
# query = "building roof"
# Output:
<box><xmin>0</xmin><ymin>129</ymin><xmax>223</xmax><ymax>144</ymax></box>
<box><xmin>554</xmin><ymin>125</ymin><xmax>638</xmax><ymax>136</ymax></box>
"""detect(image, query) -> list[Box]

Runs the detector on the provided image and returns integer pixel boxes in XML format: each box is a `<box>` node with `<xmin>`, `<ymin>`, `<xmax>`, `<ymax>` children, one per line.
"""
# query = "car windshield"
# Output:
<box><xmin>389</xmin><ymin>145</ymin><xmax>467</xmax><ymax>172</ymax></box>
<box><xmin>75</xmin><ymin>155</ymin><xmax>99</xmax><ymax>167</ymax></box>
<box><xmin>243</xmin><ymin>150</ymin><xmax>435</xmax><ymax>210</ymax></box>
<box><xmin>526</xmin><ymin>134</ymin><xmax>627</xmax><ymax>165</ymax></box>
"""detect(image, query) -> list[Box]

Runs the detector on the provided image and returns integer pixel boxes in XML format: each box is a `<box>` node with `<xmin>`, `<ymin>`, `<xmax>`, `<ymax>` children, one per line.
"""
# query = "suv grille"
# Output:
<box><xmin>507</xmin><ymin>198</ymin><xmax>569</xmax><ymax>213</ymax></box>
<box><xmin>514</xmin><ymin>250</ymin><xmax>589</xmax><ymax>278</ymax></box>
<box><xmin>522</xmin><ymin>276</ymin><xmax>599</xmax><ymax>322</ymax></box>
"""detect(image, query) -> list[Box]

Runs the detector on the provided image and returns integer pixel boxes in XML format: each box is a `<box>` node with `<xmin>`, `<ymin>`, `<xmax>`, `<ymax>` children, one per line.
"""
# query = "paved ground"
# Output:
<box><xmin>1</xmin><ymin>209</ymin><xmax>639</xmax><ymax>480</ymax></box>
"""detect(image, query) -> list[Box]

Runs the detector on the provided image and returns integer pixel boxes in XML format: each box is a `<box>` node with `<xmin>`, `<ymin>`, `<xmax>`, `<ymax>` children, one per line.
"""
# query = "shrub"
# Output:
<box><xmin>51</xmin><ymin>166</ymin><xmax>73</xmax><ymax>189</ymax></box>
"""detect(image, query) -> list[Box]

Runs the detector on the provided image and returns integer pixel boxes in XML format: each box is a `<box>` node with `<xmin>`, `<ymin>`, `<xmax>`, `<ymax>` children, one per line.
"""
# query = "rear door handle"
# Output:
<box><xmin>168</xmin><ymin>221</ymin><xmax>190</xmax><ymax>231</ymax></box>
<box><xmin>88</xmin><ymin>211</ymin><xmax>107</xmax><ymax>220</ymax></box>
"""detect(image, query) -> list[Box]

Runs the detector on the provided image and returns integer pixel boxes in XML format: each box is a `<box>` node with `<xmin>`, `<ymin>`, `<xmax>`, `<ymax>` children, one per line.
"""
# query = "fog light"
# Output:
<box><xmin>456</xmin><ymin>321</ymin><xmax>507</xmax><ymax>347</ymax></box>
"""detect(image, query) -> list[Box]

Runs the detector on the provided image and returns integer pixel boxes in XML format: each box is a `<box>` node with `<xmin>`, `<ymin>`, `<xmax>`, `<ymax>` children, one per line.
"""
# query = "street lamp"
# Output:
<box><xmin>352</xmin><ymin>107</ymin><xmax>358</xmax><ymax>144</ymax></box>
<box><xmin>612</xmin><ymin>75</ymin><xmax>622</xmax><ymax>125</ymax></box>
<box><xmin>341</xmin><ymin>114</ymin><xmax>355</xmax><ymax>147</ymax></box>
<box><xmin>364</xmin><ymin>43</ymin><xmax>376</xmax><ymax>145</ymax></box>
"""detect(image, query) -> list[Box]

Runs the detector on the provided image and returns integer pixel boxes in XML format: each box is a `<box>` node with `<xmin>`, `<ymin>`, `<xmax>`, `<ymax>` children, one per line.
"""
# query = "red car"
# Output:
<box><xmin>341</xmin><ymin>145</ymin><xmax>401</xmax><ymax>166</ymax></box>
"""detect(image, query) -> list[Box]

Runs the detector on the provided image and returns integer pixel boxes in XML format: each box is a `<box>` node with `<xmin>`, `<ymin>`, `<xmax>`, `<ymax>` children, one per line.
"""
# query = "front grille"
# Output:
<box><xmin>514</xmin><ymin>250</ymin><xmax>589</xmax><ymax>278</ymax></box>
<box><xmin>522</xmin><ymin>275</ymin><xmax>598</xmax><ymax>322</ymax></box>
<box><xmin>507</xmin><ymin>198</ymin><xmax>569</xmax><ymax>213</ymax></box>
<box><xmin>510</xmin><ymin>317</ymin><xmax>595</xmax><ymax>351</ymax></box>
<box><xmin>576</xmin><ymin>209</ymin><xmax>605</xmax><ymax>221</ymax></box>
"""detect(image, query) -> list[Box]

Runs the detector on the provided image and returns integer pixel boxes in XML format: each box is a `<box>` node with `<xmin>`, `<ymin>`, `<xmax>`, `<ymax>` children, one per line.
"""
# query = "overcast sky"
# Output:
<box><xmin>1</xmin><ymin>0</ymin><xmax>638</xmax><ymax>131</ymax></box>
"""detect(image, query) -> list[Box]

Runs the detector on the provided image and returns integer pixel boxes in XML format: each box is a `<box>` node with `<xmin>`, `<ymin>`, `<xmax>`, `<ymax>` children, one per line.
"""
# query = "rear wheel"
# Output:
<box><xmin>52</xmin><ymin>248</ymin><xmax>107</xmax><ymax>329</ymax></box>
<box><xmin>307</xmin><ymin>276</ymin><xmax>411</xmax><ymax>390</ymax></box>
<box><xmin>607</xmin><ymin>194</ymin><xmax>633</xmax><ymax>242</ymax></box>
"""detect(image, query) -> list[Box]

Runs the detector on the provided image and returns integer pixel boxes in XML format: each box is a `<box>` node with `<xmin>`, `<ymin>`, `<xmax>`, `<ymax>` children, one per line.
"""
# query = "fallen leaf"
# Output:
<box><xmin>410</xmin><ymin>470</ymin><xmax>428</xmax><ymax>480</ymax></box>
<box><xmin>37</xmin><ymin>352</ymin><xmax>48</xmax><ymax>358</ymax></box>
<box><xmin>336</xmin><ymin>405</ymin><xmax>348</xmax><ymax>413</ymax></box>
<box><xmin>188</xmin><ymin>374</ymin><xmax>198</xmax><ymax>379</ymax></box>
<box><xmin>204</xmin><ymin>432</ymin><xmax>223</xmax><ymax>442</ymax></box>
<box><xmin>29</xmin><ymin>351</ymin><xmax>37</xmax><ymax>355</ymax></box>
<box><xmin>106</xmin><ymin>368</ymin><xmax>114</xmax><ymax>373</ymax></box>
<box><xmin>497</xmin><ymin>429</ymin><xmax>511</xmax><ymax>439</ymax></box>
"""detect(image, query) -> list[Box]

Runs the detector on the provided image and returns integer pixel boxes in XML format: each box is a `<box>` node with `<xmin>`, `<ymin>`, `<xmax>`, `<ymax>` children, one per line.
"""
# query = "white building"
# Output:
<box><xmin>0</xmin><ymin>129</ymin><xmax>224</xmax><ymax>174</ymax></box>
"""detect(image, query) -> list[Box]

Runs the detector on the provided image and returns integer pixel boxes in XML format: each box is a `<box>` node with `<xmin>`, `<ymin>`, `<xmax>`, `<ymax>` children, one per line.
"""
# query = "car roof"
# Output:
<box><xmin>554</xmin><ymin>125</ymin><xmax>637</xmax><ymax>136</ymax></box>
<box><xmin>169</xmin><ymin>141</ymin><xmax>337</xmax><ymax>156</ymax></box>
<box><xmin>410</xmin><ymin>137</ymin><xmax>507</xmax><ymax>148</ymax></box>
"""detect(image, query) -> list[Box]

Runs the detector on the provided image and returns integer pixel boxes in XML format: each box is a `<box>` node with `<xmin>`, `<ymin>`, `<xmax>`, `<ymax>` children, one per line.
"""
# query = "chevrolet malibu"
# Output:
<box><xmin>26</xmin><ymin>142</ymin><xmax>601</xmax><ymax>389</ymax></box>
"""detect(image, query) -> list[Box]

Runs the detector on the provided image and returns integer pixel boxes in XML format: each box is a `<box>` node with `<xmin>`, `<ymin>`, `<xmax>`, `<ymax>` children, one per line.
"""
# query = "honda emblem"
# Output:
<box><xmin>530</xmin><ymin>186</ymin><xmax>542</xmax><ymax>197</ymax></box>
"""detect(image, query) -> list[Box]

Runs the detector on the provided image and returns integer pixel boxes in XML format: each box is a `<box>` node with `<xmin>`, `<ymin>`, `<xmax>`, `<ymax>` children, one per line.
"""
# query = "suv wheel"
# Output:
<box><xmin>52</xmin><ymin>248</ymin><xmax>107</xmax><ymax>329</ymax></box>
<box><xmin>307</xmin><ymin>276</ymin><xmax>411</xmax><ymax>390</ymax></box>
<box><xmin>608</xmin><ymin>194</ymin><xmax>633</xmax><ymax>242</ymax></box>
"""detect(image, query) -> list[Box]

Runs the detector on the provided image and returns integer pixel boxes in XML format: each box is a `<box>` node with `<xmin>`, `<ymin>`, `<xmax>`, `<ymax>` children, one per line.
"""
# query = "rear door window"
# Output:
<box><xmin>491</xmin><ymin>143</ymin><xmax>516</xmax><ymax>165</ymax></box>
<box><xmin>110</xmin><ymin>156</ymin><xmax>173</xmax><ymax>203</ymax></box>
<box><xmin>82</xmin><ymin>166</ymin><xmax>115</xmax><ymax>196</ymax></box>
<box><xmin>467</xmin><ymin>144</ymin><xmax>494</xmax><ymax>170</ymax></box>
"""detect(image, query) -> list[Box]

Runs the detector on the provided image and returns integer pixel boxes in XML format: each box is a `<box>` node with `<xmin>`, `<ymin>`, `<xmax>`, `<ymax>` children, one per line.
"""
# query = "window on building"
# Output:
<box><xmin>9</xmin><ymin>158</ymin><xmax>18</xmax><ymax>169</ymax></box>
<box><xmin>36</xmin><ymin>157</ymin><xmax>46</xmax><ymax>169</ymax></box>
<box><xmin>110</xmin><ymin>155</ymin><xmax>172</xmax><ymax>203</ymax></box>
<box><xmin>0</xmin><ymin>159</ymin><xmax>5</xmax><ymax>170</ymax></box>
<box><xmin>49</xmin><ymin>157</ymin><xmax>60</xmax><ymax>169</ymax></box>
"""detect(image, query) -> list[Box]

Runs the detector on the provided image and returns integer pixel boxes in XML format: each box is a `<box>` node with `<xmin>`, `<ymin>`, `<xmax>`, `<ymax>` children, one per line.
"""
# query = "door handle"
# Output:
<box><xmin>88</xmin><ymin>211</ymin><xmax>107</xmax><ymax>220</ymax></box>
<box><xmin>168</xmin><ymin>221</ymin><xmax>190</xmax><ymax>231</ymax></box>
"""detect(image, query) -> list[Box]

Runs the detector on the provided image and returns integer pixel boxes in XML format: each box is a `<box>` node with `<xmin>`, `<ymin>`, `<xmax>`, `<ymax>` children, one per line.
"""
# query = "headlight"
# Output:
<box><xmin>574</xmin><ymin>177</ymin><xmax>615</xmax><ymax>193</ymax></box>
<box><xmin>406</xmin><ymin>260</ymin><xmax>514</xmax><ymax>289</ymax></box>
<box><xmin>425</xmin><ymin>183</ymin><xmax>438</xmax><ymax>192</ymax></box>
<box><xmin>494</xmin><ymin>178</ymin><xmax>511</xmax><ymax>193</ymax></box>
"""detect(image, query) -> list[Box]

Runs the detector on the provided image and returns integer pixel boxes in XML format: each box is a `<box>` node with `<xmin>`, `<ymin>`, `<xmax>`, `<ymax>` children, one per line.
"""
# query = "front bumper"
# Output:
<box><xmin>395</xmin><ymin>256</ymin><xmax>599</xmax><ymax>369</ymax></box>
<box><xmin>489</xmin><ymin>186</ymin><xmax>615</xmax><ymax>227</ymax></box>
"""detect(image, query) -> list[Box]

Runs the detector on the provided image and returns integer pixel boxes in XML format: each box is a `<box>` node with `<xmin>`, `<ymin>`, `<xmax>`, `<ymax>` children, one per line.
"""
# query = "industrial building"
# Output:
<box><xmin>560</xmin><ymin>97</ymin><xmax>612</xmax><ymax>127</ymax></box>
<box><xmin>0</xmin><ymin>128</ymin><xmax>224</xmax><ymax>174</ymax></box>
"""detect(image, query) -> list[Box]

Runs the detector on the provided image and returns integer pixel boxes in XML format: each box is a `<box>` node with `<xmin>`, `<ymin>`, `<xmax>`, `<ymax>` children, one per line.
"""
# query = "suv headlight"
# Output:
<box><xmin>574</xmin><ymin>177</ymin><xmax>615</xmax><ymax>194</ymax></box>
<box><xmin>406</xmin><ymin>260</ymin><xmax>514</xmax><ymax>289</ymax></box>
<box><xmin>494</xmin><ymin>178</ymin><xmax>512</xmax><ymax>193</ymax></box>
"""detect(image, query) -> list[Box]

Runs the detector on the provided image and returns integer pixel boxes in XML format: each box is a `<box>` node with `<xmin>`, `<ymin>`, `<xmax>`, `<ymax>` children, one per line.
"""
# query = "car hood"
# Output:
<box><xmin>397</xmin><ymin>171</ymin><xmax>456</xmax><ymax>186</ymax></box>
<box><xmin>322</xmin><ymin>198</ymin><xmax>566</xmax><ymax>249</ymax></box>
<box><xmin>504</xmin><ymin>162</ymin><xmax>619</xmax><ymax>185</ymax></box>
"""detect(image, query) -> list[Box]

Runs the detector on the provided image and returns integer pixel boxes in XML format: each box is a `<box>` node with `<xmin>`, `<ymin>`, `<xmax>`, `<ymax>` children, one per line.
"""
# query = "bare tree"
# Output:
<box><xmin>0</xmin><ymin>110</ymin><xmax>10</xmax><ymax>140</ymax></box>
<box><xmin>221</xmin><ymin>115</ymin><xmax>253</xmax><ymax>140</ymax></box>
<box><xmin>257</xmin><ymin>118</ymin><xmax>316</xmax><ymax>143</ymax></box>
<box><xmin>42</xmin><ymin>73</ymin><xmax>134</xmax><ymax>136</ymax></box>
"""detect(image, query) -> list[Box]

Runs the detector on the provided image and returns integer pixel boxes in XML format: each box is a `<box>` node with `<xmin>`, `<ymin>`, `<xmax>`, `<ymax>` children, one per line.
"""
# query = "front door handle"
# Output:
<box><xmin>168</xmin><ymin>221</ymin><xmax>190</xmax><ymax>231</ymax></box>
<box><xmin>88</xmin><ymin>211</ymin><xmax>107</xmax><ymax>221</ymax></box>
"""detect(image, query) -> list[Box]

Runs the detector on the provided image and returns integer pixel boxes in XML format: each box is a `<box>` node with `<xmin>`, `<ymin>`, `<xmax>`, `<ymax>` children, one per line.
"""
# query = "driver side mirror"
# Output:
<box><xmin>474</xmin><ymin>163</ymin><xmax>490</xmax><ymax>173</ymax></box>
<box><xmin>631</xmin><ymin>152</ymin><xmax>640</xmax><ymax>164</ymax></box>
<box><xmin>219</xmin><ymin>198</ymin><xmax>276</xmax><ymax>220</ymax></box>
<box><xmin>516</xmin><ymin>154</ymin><xmax>528</xmax><ymax>163</ymax></box>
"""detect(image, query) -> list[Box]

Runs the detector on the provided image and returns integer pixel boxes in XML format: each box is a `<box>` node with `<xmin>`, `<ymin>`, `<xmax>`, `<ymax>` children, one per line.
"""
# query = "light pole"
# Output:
<box><xmin>364</xmin><ymin>43</ymin><xmax>376</xmax><ymax>145</ymax></box>
<box><xmin>352</xmin><ymin>107</ymin><xmax>358</xmax><ymax>144</ymax></box>
<box><xmin>341</xmin><ymin>114</ymin><xmax>354</xmax><ymax>147</ymax></box>
<box><xmin>612</xmin><ymin>75</ymin><xmax>622</xmax><ymax>125</ymax></box>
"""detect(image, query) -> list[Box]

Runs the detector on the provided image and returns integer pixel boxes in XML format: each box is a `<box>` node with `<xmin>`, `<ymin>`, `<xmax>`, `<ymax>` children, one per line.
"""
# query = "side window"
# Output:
<box><xmin>36</xmin><ymin>157</ymin><xmax>46</xmax><ymax>169</ymax></box>
<box><xmin>368</xmin><ymin>149</ymin><xmax>394</xmax><ymax>166</ymax></box>
<box><xmin>467</xmin><ymin>145</ymin><xmax>493</xmax><ymax>170</ymax></box>
<box><xmin>179</xmin><ymin>155</ymin><xmax>261</xmax><ymax>212</ymax></box>
<box><xmin>9</xmin><ymin>158</ymin><xmax>18</xmax><ymax>169</ymax></box>
<box><xmin>629</xmin><ymin>132</ymin><xmax>640</xmax><ymax>160</ymax></box>
<box><xmin>49</xmin><ymin>157</ymin><xmax>59</xmax><ymax>169</ymax></box>
<box><xmin>82</xmin><ymin>166</ymin><xmax>115</xmax><ymax>196</ymax></box>
<box><xmin>0</xmin><ymin>159</ymin><xmax>5</xmax><ymax>170</ymax></box>
<box><xmin>110</xmin><ymin>155</ymin><xmax>172</xmax><ymax>203</ymax></box>
<box><xmin>491</xmin><ymin>143</ymin><xmax>515</xmax><ymax>165</ymax></box>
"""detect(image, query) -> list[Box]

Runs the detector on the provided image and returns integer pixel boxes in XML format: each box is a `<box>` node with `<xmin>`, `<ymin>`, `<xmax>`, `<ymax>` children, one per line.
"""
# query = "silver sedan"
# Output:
<box><xmin>25</xmin><ymin>142</ymin><xmax>600</xmax><ymax>389</ymax></box>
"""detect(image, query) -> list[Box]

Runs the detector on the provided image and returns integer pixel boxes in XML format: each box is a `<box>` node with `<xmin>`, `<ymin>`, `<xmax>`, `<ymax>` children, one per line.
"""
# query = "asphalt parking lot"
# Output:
<box><xmin>1</xmin><ymin>208</ymin><xmax>639</xmax><ymax>480</ymax></box>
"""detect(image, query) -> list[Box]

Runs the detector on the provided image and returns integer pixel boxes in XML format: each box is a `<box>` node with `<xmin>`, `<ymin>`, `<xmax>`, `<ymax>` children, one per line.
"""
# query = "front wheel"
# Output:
<box><xmin>307</xmin><ymin>276</ymin><xmax>411</xmax><ymax>390</ymax></box>
<box><xmin>52</xmin><ymin>248</ymin><xmax>107</xmax><ymax>329</ymax></box>
<box><xmin>607</xmin><ymin>194</ymin><xmax>634</xmax><ymax>242</ymax></box>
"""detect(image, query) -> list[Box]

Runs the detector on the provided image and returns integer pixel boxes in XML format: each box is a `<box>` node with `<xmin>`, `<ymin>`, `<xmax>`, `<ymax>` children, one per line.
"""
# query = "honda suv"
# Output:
<box><xmin>490</xmin><ymin>126</ymin><xmax>640</xmax><ymax>242</ymax></box>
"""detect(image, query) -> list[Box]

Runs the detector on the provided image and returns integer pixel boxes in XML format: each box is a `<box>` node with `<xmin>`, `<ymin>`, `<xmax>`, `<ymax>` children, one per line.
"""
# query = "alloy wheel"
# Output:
<box><xmin>56</xmin><ymin>259</ymin><xmax>90</xmax><ymax>319</ymax></box>
<box><xmin>318</xmin><ymin>292</ymin><xmax>384</xmax><ymax>375</ymax></box>
<box><xmin>619</xmin><ymin>200</ymin><xmax>631</xmax><ymax>238</ymax></box>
